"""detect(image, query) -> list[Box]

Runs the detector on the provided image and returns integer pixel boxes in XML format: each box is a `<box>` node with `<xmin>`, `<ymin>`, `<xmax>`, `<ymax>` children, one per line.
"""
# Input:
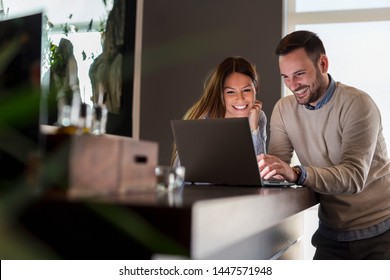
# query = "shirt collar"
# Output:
<box><xmin>305</xmin><ymin>74</ymin><xmax>336</xmax><ymax>110</ymax></box>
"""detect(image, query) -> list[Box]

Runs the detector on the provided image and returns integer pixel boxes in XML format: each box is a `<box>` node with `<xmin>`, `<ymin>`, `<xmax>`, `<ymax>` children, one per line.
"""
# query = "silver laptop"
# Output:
<box><xmin>171</xmin><ymin>118</ymin><xmax>295</xmax><ymax>187</ymax></box>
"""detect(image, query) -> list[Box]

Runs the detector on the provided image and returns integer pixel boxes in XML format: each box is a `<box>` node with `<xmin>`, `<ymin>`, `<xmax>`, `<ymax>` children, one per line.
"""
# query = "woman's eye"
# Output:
<box><xmin>225</xmin><ymin>90</ymin><xmax>235</xmax><ymax>95</ymax></box>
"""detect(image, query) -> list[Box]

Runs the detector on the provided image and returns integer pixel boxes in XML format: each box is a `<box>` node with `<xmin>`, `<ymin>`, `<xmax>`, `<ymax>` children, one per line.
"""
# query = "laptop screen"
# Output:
<box><xmin>171</xmin><ymin>118</ymin><xmax>263</xmax><ymax>185</ymax></box>
<box><xmin>171</xmin><ymin>118</ymin><xmax>296</xmax><ymax>187</ymax></box>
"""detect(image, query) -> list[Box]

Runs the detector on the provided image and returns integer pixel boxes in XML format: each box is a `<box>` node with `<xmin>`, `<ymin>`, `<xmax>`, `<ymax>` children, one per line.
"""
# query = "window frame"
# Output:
<box><xmin>282</xmin><ymin>0</ymin><xmax>390</xmax><ymax>163</ymax></box>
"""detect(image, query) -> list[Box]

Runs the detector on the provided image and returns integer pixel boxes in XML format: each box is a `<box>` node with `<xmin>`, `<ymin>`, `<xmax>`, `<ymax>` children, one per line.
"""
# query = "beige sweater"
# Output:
<box><xmin>269</xmin><ymin>82</ymin><xmax>390</xmax><ymax>231</ymax></box>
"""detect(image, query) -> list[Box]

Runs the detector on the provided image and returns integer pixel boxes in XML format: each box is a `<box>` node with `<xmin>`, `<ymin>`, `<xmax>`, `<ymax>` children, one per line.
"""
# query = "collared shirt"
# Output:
<box><xmin>319</xmin><ymin>218</ymin><xmax>390</xmax><ymax>242</ymax></box>
<box><xmin>305</xmin><ymin>74</ymin><xmax>336</xmax><ymax>110</ymax></box>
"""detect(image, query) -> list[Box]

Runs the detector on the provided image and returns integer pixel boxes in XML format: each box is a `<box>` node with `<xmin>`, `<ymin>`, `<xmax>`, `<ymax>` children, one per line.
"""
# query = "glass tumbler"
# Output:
<box><xmin>155</xmin><ymin>165</ymin><xmax>185</xmax><ymax>191</ymax></box>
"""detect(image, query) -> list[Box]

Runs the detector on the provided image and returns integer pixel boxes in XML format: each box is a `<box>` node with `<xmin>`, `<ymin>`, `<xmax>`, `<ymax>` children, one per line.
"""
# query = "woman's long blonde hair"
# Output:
<box><xmin>171</xmin><ymin>56</ymin><xmax>259</xmax><ymax>165</ymax></box>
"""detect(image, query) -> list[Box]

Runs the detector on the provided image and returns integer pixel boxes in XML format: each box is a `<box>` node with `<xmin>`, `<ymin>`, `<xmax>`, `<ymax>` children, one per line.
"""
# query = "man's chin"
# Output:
<box><xmin>295</xmin><ymin>97</ymin><xmax>308</xmax><ymax>105</ymax></box>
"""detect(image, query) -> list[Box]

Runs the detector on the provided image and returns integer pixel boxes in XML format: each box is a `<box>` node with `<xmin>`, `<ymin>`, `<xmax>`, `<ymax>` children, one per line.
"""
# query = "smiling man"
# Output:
<box><xmin>280</xmin><ymin>47</ymin><xmax>330</xmax><ymax>108</ymax></box>
<box><xmin>257</xmin><ymin>30</ymin><xmax>390</xmax><ymax>259</ymax></box>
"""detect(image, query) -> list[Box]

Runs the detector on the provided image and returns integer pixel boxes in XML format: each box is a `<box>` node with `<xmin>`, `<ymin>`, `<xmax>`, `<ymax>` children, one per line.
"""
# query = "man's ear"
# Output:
<box><xmin>319</xmin><ymin>54</ymin><xmax>329</xmax><ymax>73</ymax></box>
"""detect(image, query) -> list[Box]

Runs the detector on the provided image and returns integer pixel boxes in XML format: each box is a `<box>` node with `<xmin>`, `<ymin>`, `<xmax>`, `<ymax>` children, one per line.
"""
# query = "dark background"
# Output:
<box><xmin>138</xmin><ymin>0</ymin><xmax>283</xmax><ymax>165</ymax></box>
<box><xmin>93</xmin><ymin>0</ymin><xmax>283</xmax><ymax>165</ymax></box>
<box><xmin>0</xmin><ymin>13</ymin><xmax>42</xmax><ymax>182</ymax></box>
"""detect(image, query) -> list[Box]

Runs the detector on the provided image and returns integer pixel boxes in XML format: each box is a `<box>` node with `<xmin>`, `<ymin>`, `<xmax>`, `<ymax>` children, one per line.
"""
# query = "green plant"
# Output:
<box><xmin>49</xmin><ymin>41</ymin><xmax>66</xmax><ymax>74</ymax></box>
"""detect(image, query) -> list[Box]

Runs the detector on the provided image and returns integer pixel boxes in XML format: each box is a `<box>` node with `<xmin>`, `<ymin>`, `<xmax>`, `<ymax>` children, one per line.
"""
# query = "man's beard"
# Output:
<box><xmin>304</xmin><ymin>68</ymin><xmax>327</xmax><ymax>106</ymax></box>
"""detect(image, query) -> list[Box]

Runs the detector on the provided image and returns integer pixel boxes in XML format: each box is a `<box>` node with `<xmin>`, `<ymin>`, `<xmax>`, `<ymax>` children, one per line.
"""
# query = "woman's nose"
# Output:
<box><xmin>236</xmin><ymin>92</ymin><xmax>245</xmax><ymax>100</ymax></box>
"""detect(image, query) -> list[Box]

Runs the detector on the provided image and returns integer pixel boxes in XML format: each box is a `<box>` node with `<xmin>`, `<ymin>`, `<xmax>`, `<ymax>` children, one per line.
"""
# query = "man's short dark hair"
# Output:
<box><xmin>275</xmin><ymin>30</ymin><xmax>326</xmax><ymax>64</ymax></box>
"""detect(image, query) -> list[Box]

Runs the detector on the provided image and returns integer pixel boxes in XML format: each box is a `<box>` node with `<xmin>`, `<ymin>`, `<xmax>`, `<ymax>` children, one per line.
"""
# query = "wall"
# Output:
<box><xmin>140</xmin><ymin>0</ymin><xmax>283</xmax><ymax>164</ymax></box>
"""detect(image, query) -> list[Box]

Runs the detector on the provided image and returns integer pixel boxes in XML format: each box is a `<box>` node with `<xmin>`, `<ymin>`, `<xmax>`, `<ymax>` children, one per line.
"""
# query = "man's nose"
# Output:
<box><xmin>287</xmin><ymin>77</ymin><xmax>300</xmax><ymax>91</ymax></box>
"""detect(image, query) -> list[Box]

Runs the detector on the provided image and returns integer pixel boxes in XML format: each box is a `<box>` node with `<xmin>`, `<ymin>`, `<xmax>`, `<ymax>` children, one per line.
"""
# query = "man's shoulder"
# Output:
<box><xmin>278</xmin><ymin>94</ymin><xmax>297</xmax><ymax>104</ymax></box>
<box><xmin>335</xmin><ymin>82</ymin><xmax>368</xmax><ymax>96</ymax></box>
<box><xmin>276</xmin><ymin>94</ymin><xmax>299</xmax><ymax>109</ymax></box>
<box><xmin>334</xmin><ymin>82</ymin><xmax>380</xmax><ymax>118</ymax></box>
<box><xmin>335</xmin><ymin>82</ymin><xmax>375</xmax><ymax>104</ymax></box>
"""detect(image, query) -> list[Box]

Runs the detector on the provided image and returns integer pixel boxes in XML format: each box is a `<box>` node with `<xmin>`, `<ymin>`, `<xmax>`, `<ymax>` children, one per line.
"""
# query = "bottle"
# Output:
<box><xmin>77</xmin><ymin>102</ymin><xmax>92</xmax><ymax>134</ymax></box>
<box><xmin>92</xmin><ymin>104</ymin><xmax>108</xmax><ymax>135</ymax></box>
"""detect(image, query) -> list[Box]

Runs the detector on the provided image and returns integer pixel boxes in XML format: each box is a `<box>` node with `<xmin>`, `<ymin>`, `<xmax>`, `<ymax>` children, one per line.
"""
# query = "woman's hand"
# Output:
<box><xmin>248</xmin><ymin>100</ymin><xmax>262</xmax><ymax>131</ymax></box>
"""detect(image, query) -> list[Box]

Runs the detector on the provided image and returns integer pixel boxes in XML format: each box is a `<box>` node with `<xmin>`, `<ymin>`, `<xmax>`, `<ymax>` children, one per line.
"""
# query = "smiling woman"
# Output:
<box><xmin>171</xmin><ymin>56</ymin><xmax>268</xmax><ymax>167</ymax></box>
<box><xmin>223</xmin><ymin>72</ymin><xmax>259</xmax><ymax>119</ymax></box>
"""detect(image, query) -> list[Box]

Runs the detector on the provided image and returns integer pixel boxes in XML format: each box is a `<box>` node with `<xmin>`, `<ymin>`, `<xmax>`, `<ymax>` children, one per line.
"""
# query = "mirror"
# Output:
<box><xmin>2</xmin><ymin>0</ymin><xmax>133</xmax><ymax>135</ymax></box>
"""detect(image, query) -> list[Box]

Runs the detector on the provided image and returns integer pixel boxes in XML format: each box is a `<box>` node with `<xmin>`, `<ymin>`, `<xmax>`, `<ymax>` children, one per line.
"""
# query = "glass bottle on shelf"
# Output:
<box><xmin>92</xmin><ymin>104</ymin><xmax>108</xmax><ymax>135</ymax></box>
<box><xmin>91</xmin><ymin>86</ymin><xmax>108</xmax><ymax>135</ymax></box>
<box><xmin>77</xmin><ymin>102</ymin><xmax>92</xmax><ymax>134</ymax></box>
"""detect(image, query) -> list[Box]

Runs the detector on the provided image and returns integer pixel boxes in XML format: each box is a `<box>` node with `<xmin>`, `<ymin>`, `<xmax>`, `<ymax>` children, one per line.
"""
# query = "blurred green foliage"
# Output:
<box><xmin>1</xmin><ymin>97</ymin><xmax>188</xmax><ymax>259</ymax></box>
<box><xmin>1</xmin><ymin>26</ymin><xmax>188</xmax><ymax>259</ymax></box>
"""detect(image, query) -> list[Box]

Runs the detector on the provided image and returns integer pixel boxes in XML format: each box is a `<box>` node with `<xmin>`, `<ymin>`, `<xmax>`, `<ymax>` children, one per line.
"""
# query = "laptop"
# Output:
<box><xmin>171</xmin><ymin>118</ymin><xmax>295</xmax><ymax>187</ymax></box>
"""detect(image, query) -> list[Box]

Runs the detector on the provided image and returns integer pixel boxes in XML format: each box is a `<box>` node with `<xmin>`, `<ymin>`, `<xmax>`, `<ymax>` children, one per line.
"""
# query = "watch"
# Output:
<box><xmin>292</xmin><ymin>165</ymin><xmax>302</xmax><ymax>184</ymax></box>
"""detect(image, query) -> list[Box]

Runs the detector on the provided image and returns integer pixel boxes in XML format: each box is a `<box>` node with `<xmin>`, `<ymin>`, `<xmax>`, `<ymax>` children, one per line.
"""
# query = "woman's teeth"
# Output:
<box><xmin>233</xmin><ymin>105</ymin><xmax>247</xmax><ymax>110</ymax></box>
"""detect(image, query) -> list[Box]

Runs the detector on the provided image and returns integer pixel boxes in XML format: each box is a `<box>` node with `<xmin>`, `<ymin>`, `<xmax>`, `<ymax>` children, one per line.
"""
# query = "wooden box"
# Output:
<box><xmin>64</xmin><ymin>134</ymin><xmax>158</xmax><ymax>197</ymax></box>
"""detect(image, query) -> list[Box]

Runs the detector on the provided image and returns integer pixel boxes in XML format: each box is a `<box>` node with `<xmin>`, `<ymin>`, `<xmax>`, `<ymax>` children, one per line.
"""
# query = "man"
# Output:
<box><xmin>258</xmin><ymin>30</ymin><xmax>390</xmax><ymax>259</ymax></box>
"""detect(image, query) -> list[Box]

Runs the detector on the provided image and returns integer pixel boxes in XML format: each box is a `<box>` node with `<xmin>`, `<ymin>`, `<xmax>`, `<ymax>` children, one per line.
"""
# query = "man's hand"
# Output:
<box><xmin>257</xmin><ymin>153</ymin><xmax>297</xmax><ymax>182</ymax></box>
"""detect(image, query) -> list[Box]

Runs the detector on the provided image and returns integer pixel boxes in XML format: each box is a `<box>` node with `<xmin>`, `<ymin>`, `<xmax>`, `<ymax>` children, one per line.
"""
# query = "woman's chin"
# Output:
<box><xmin>234</xmin><ymin>112</ymin><xmax>249</xmax><ymax>118</ymax></box>
<box><xmin>225</xmin><ymin>111</ymin><xmax>249</xmax><ymax>118</ymax></box>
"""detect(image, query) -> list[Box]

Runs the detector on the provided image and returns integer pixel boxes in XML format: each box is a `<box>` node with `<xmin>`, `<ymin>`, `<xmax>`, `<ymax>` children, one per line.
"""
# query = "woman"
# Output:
<box><xmin>172</xmin><ymin>56</ymin><xmax>267</xmax><ymax>166</ymax></box>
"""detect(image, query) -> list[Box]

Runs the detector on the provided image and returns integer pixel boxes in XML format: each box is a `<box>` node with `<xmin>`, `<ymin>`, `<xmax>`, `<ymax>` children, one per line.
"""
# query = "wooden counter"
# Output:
<box><xmin>18</xmin><ymin>184</ymin><xmax>318</xmax><ymax>260</ymax></box>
